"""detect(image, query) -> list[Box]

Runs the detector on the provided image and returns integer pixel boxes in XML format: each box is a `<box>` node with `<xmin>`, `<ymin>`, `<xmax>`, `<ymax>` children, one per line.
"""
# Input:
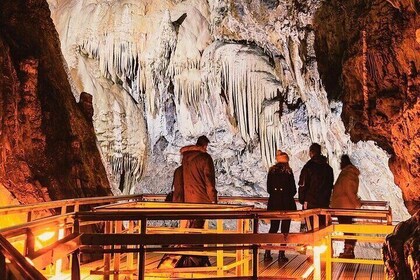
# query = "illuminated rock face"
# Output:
<box><xmin>45</xmin><ymin>0</ymin><xmax>415</xmax><ymax>220</ymax></box>
<box><xmin>383</xmin><ymin>210</ymin><xmax>420</xmax><ymax>279</ymax></box>
<box><xmin>314</xmin><ymin>0</ymin><xmax>419</xmax><ymax>214</ymax></box>
<box><xmin>0</xmin><ymin>0</ymin><xmax>111</xmax><ymax>210</ymax></box>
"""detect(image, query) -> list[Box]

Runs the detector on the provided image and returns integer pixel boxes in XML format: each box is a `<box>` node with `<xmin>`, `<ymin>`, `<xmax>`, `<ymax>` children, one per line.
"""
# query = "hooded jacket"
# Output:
<box><xmin>267</xmin><ymin>163</ymin><xmax>297</xmax><ymax>211</ymax></box>
<box><xmin>330</xmin><ymin>164</ymin><xmax>361</xmax><ymax>209</ymax></box>
<box><xmin>180</xmin><ymin>145</ymin><xmax>217</xmax><ymax>204</ymax></box>
<box><xmin>298</xmin><ymin>155</ymin><xmax>334</xmax><ymax>207</ymax></box>
<box><xmin>172</xmin><ymin>166</ymin><xmax>184</xmax><ymax>203</ymax></box>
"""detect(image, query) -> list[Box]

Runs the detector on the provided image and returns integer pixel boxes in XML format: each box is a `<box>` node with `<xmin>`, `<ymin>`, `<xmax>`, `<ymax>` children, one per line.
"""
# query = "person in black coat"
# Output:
<box><xmin>298</xmin><ymin>143</ymin><xmax>334</xmax><ymax>229</ymax></box>
<box><xmin>264</xmin><ymin>150</ymin><xmax>297</xmax><ymax>262</ymax></box>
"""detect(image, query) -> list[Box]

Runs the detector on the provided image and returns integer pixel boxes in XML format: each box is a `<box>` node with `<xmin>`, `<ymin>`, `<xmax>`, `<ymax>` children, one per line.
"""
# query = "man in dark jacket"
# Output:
<box><xmin>181</xmin><ymin>135</ymin><xmax>217</xmax><ymax>204</ymax></box>
<box><xmin>298</xmin><ymin>143</ymin><xmax>334</xmax><ymax>229</ymax></box>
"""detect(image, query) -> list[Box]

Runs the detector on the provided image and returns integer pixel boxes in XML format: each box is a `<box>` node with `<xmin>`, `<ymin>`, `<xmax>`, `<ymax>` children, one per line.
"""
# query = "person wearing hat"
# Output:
<box><xmin>264</xmin><ymin>150</ymin><xmax>297</xmax><ymax>262</ymax></box>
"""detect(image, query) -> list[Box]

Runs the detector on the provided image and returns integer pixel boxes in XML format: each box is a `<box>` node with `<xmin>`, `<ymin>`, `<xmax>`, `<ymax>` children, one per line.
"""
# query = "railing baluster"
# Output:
<box><xmin>138</xmin><ymin>218</ymin><xmax>147</xmax><ymax>280</ymax></box>
<box><xmin>114</xmin><ymin>221</ymin><xmax>122</xmax><ymax>280</ymax></box>
<box><xmin>71</xmin><ymin>249</ymin><xmax>80</xmax><ymax>280</ymax></box>
<box><xmin>217</xmin><ymin>219</ymin><xmax>224</xmax><ymax>277</ymax></box>
<box><xmin>252</xmin><ymin>215</ymin><xmax>259</xmax><ymax>280</ymax></box>
<box><xmin>0</xmin><ymin>251</ymin><xmax>7</xmax><ymax>280</ymax></box>
<box><xmin>103</xmin><ymin>221</ymin><xmax>111</xmax><ymax>280</ymax></box>
<box><xmin>127</xmin><ymin>220</ymin><xmax>134</xmax><ymax>279</ymax></box>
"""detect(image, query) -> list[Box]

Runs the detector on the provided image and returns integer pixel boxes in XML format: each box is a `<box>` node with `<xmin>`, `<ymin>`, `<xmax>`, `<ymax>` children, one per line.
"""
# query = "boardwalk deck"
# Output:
<box><xmin>50</xmin><ymin>252</ymin><xmax>385</xmax><ymax>280</ymax></box>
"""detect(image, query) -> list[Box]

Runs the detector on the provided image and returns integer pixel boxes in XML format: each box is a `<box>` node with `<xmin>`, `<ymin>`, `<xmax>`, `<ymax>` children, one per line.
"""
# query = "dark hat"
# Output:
<box><xmin>196</xmin><ymin>135</ymin><xmax>210</xmax><ymax>147</ymax></box>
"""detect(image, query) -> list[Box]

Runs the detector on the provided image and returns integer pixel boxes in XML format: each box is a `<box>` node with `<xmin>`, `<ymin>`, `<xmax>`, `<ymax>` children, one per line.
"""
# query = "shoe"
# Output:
<box><xmin>339</xmin><ymin>244</ymin><xmax>355</xmax><ymax>259</ymax></box>
<box><xmin>339</xmin><ymin>251</ymin><xmax>355</xmax><ymax>259</ymax></box>
<box><xmin>264</xmin><ymin>250</ymin><xmax>273</xmax><ymax>261</ymax></box>
<box><xmin>278</xmin><ymin>251</ymin><xmax>289</xmax><ymax>262</ymax></box>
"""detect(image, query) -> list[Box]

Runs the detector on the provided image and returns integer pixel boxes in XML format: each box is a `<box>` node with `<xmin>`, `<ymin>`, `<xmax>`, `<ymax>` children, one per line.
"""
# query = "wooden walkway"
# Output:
<box><xmin>49</xmin><ymin>252</ymin><xmax>384</xmax><ymax>280</ymax></box>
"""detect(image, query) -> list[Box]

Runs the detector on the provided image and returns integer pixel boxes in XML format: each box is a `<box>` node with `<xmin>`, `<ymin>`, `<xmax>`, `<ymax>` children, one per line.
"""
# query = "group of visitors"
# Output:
<box><xmin>264</xmin><ymin>143</ymin><xmax>361</xmax><ymax>261</ymax></box>
<box><xmin>162</xmin><ymin>136</ymin><xmax>361</xmax><ymax>268</ymax></box>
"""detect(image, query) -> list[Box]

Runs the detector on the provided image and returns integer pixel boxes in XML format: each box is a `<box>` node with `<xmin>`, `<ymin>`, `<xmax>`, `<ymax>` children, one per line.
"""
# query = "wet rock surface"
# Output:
<box><xmin>383</xmin><ymin>210</ymin><xmax>420</xmax><ymax>280</ymax></box>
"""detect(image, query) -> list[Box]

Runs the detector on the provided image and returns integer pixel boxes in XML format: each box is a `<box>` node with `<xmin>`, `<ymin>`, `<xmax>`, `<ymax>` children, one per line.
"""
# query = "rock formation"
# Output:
<box><xmin>44</xmin><ymin>0</ymin><xmax>415</xmax><ymax>220</ymax></box>
<box><xmin>0</xmin><ymin>0</ymin><xmax>111</xmax><ymax>216</ymax></box>
<box><xmin>314</xmin><ymin>0</ymin><xmax>419</xmax><ymax>214</ymax></box>
<box><xmin>0</xmin><ymin>0</ymin><xmax>416</xmax><ymax>222</ymax></box>
<box><xmin>383</xmin><ymin>210</ymin><xmax>420</xmax><ymax>279</ymax></box>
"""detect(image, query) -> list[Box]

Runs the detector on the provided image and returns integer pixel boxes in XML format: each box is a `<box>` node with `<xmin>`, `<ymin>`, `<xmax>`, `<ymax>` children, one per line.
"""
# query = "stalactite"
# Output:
<box><xmin>362</xmin><ymin>30</ymin><xmax>369</xmax><ymax>123</ymax></box>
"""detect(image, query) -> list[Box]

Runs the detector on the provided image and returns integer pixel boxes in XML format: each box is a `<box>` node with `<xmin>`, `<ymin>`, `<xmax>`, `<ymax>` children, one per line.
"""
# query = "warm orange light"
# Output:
<box><xmin>37</xmin><ymin>231</ymin><xmax>55</xmax><ymax>242</ymax></box>
<box><xmin>313</xmin><ymin>244</ymin><xmax>327</xmax><ymax>280</ymax></box>
<box><xmin>302</xmin><ymin>265</ymin><xmax>314</xmax><ymax>278</ymax></box>
<box><xmin>25</xmin><ymin>257</ymin><xmax>34</xmax><ymax>266</ymax></box>
<box><xmin>313</xmin><ymin>244</ymin><xmax>327</xmax><ymax>254</ymax></box>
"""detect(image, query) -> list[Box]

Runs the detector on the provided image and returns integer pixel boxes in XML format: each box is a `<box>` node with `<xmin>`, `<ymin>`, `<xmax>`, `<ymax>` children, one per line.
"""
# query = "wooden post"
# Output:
<box><xmin>244</xmin><ymin>218</ymin><xmax>250</xmax><ymax>275</ymax></box>
<box><xmin>0</xmin><ymin>252</ymin><xmax>7</xmax><ymax>280</ymax></box>
<box><xmin>127</xmin><ymin>220</ymin><xmax>134</xmax><ymax>279</ymax></box>
<box><xmin>114</xmin><ymin>221</ymin><xmax>122</xmax><ymax>280</ymax></box>
<box><xmin>216</xmin><ymin>219</ymin><xmax>224</xmax><ymax>277</ymax></box>
<box><xmin>252</xmin><ymin>215</ymin><xmax>259</xmax><ymax>280</ymax></box>
<box><xmin>27</xmin><ymin>211</ymin><xmax>33</xmax><ymax>223</ymax></box>
<box><xmin>326</xmin><ymin>235</ymin><xmax>332</xmax><ymax>280</ymax></box>
<box><xmin>103</xmin><ymin>221</ymin><xmax>111</xmax><ymax>280</ymax></box>
<box><xmin>25</xmin><ymin>230</ymin><xmax>35</xmax><ymax>257</ymax></box>
<box><xmin>387</xmin><ymin>206</ymin><xmax>393</xmax><ymax>225</ymax></box>
<box><xmin>138</xmin><ymin>218</ymin><xmax>147</xmax><ymax>280</ymax></box>
<box><xmin>313</xmin><ymin>215</ymin><xmax>319</xmax><ymax>230</ymax></box>
<box><xmin>71</xmin><ymin>249</ymin><xmax>80</xmax><ymax>280</ymax></box>
<box><xmin>235</xmin><ymin>219</ymin><xmax>243</xmax><ymax>276</ymax></box>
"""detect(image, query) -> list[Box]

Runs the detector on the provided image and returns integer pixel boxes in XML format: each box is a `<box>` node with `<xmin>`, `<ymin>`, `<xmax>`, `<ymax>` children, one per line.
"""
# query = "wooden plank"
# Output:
<box><xmin>332</xmin><ymin>262</ymin><xmax>345</xmax><ymax>280</ymax></box>
<box><xmin>355</xmin><ymin>264</ymin><xmax>374</xmax><ymax>279</ymax></box>
<box><xmin>259</xmin><ymin>253</ymin><xmax>299</xmax><ymax>276</ymax></box>
<box><xmin>340</xmin><ymin>263</ymin><xmax>358</xmax><ymax>280</ymax></box>
<box><xmin>371</xmin><ymin>265</ymin><xmax>384</xmax><ymax>280</ymax></box>
<box><xmin>290</xmin><ymin>256</ymin><xmax>312</xmax><ymax>278</ymax></box>
<box><xmin>273</xmin><ymin>254</ymin><xmax>307</xmax><ymax>277</ymax></box>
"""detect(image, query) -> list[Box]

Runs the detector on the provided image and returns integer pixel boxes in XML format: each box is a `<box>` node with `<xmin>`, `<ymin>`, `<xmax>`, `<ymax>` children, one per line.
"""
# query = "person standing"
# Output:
<box><xmin>330</xmin><ymin>154</ymin><xmax>361</xmax><ymax>258</ymax></box>
<box><xmin>158</xmin><ymin>135</ymin><xmax>216</xmax><ymax>268</ymax></box>
<box><xmin>171</xmin><ymin>165</ymin><xmax>184</xmax><ymax>203</ymax></box>
<box><xmin>298</xmin><ymin>143</ymin><xmax>334</xmax><ymax>229</ymax></box>
<box><xmin>180</xmin><ymin>135</ymin><xmax>217</xmax><ymax>204</ymax></box>
<box><xmin>264</xmin><ymin>150</ymin><xmax>297</xmax><ymax>262</ymax></box>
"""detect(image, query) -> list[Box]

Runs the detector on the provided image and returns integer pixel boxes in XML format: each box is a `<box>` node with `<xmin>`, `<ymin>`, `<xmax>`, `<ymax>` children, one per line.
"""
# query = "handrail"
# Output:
<box><xmin>141</xmin><ymin>194</ymin><xmax>390</xmax><ymax>208</ymax></box>
<box><xmin>0</xmin><ymin>198</ymin><xmax>394</xmax><ymax>280</ymax></box>
<box><xmin>0</xmin><ymin>194</ymin><xmax>144</xmax><ymax>216</ymax></box>
<box><xmin>0</xmin><ymin>234</ymin><xmax>47</xmax><ymax>280</ymax></box>
<box><xmin>0</xmin><ymin>194</ymin><xmax>390</xmax><ymax>216</ymax></box>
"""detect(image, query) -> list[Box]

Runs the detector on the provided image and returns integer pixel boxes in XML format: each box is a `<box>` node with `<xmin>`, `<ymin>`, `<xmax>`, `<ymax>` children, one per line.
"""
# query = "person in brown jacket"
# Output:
<box><xmin>180</xmin><ymin>135</ymin><xmax>217</xmax><ymax>205</ymax></box>
<box><xmin>171</xmin><ymin>165</ymin><xmax>184</xmax><ymax>203</ymax></box>
<box><xmin>330</xmin><ymin>154</ymin><xmax>361</xmax><ymax>259</ymax></box>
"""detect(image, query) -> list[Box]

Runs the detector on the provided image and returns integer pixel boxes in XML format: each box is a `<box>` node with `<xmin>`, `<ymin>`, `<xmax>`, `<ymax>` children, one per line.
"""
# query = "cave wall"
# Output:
<box><xmin>44</xmin><ymin>0</ymin><xmax>413</xmax><ymax>222</ymax></box>
<box><xmin>314</xmin><ymin>0</ymin><xmax>419</xmax><ymax>214</ymax></box>
<box><xmin>0</xmin><ymin>0</ymin><xmax>111</xmax><ymax>211</ymax></box>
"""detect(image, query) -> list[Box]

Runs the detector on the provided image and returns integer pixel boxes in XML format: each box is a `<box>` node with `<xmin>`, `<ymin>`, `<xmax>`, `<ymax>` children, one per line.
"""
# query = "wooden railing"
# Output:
<box><xmin>0</xmin><ymin>194</ymin><xmax>144</xmax><ymax>226</ymax></box>
<box><xmin>0</xmin><ymin>195</ymin><xmax>394</xmax><ymax>280</ymax></box>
